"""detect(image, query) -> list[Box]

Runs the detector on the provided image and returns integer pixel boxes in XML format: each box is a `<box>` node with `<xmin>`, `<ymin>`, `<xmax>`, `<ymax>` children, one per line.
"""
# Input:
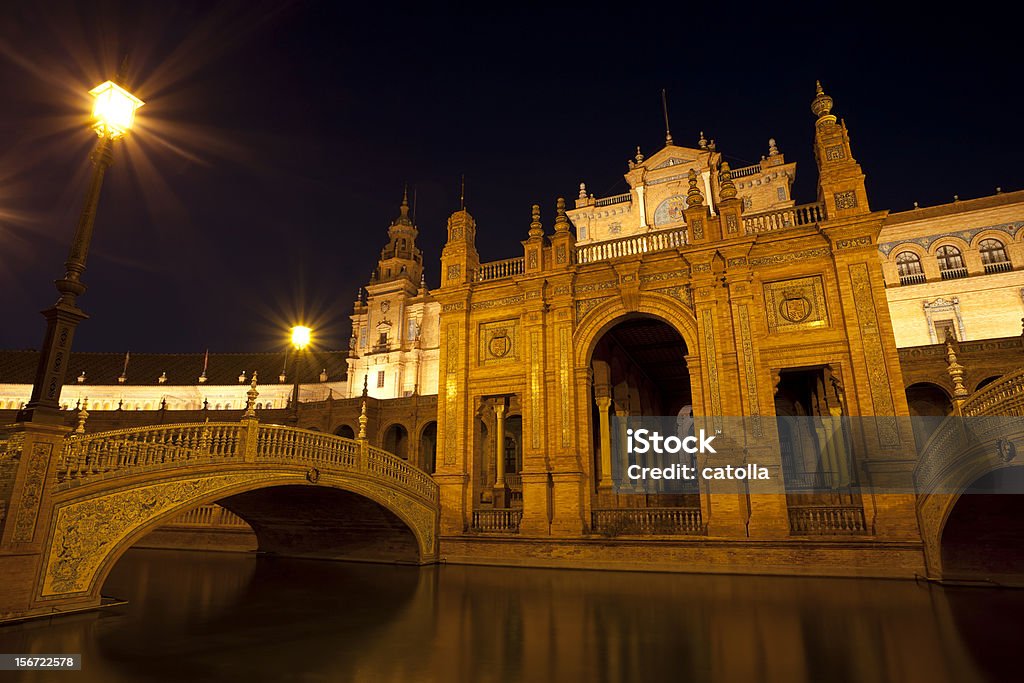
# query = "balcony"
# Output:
<box><xmin>576</xmin><ymin>226</ymin><xmax>687</xmax><ymax>264</ymax></box>
<box><xmin>940</xmin><ymin>266</ymin><xmax>969</xmax><ymax>280</ymax></box>
<box><xmin>591</xmin><ymin>507</ymin><xmax>704</xmax><ymax>536</ymax></box>
<box><xmin>898</xmin><ymin>272</ymin><xmax>926</xmax><ymax>286</ymax></box>
<box><xmin>984</xmin><ymin>260</ymin><xmax>1013</xmax><ymax>274</ymax></box>
<box><xmin>593</xmin><ymin>192</ymin><xmax>631</xmax><ymax>207</ymax></box>
<box><xmin>788</xmin><ymin>505</ymin><xmax>868</xmax><ymax>535</ymax></box>
<box><xmin>741</xmin><ymin>201</ymin><xmax>825</xmax><ymax>234</ymax></box>
<box><xmin>471</xmin><ymin>509</ymin><xmax>522</xmax><ymax>533</ymax></box>
<box><xmin>475</xmin><ymin>256</ymin><xmax>525</xmax><ymax>282</ymax></box>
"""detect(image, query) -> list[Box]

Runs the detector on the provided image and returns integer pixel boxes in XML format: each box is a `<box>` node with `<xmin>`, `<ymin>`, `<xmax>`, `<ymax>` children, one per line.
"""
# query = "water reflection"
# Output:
<box><xmin>0</xmin><ymin>549</ymin><xmax>1017</xmax><ymax>682</ymax></box>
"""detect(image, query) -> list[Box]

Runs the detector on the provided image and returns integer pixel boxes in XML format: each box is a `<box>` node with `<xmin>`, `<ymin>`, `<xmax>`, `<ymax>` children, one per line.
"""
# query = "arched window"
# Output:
<box><xmin>936</xmin><ymin>245</ymin><xmax>966</xmax><ymax>279</ymax></box>
<box><xmin>895</xmin><ymin>251</ymin><xmax>924</xmax><ymax>285</ymax></box>
<box><xmin>979</xmin><ymin>238</ymin><xmax>1011</xmax><ymax>273</ymax></box>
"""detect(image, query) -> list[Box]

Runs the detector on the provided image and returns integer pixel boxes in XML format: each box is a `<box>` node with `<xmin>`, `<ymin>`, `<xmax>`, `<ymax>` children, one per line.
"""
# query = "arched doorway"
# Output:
<box><xmin>382</xmin><ymin>424</ymin><xmax>409</xmax><ymax>459</ymax></box>
<box><xmin>419</xmin><ymin>422</ymin><xmax>437</xmax><ymax>474</ymax></box>
<box><xmin>589</xmin><ymin>315</ymin><xmax>695</xmax><ymax>508</ymax></box>
<box><xmin>905</xmin><ymin>382</ymin><xmax>954</xmax><ymax>450</ymax></box>
<box><xmin>334</xmin><ymin>424</ymin><xmax>355</xmax><ymax>439</ymax></box>
<box><xmin>941</xmin><ymin>468</ymin><xmax>1024</xmax><ymax>585</ymax></box>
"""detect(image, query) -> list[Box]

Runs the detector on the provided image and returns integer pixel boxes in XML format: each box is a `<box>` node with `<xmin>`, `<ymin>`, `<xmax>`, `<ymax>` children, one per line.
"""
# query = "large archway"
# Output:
<box><xmin>940</xmin><ymin>468</ymin><xmax>1024</xmax><ymax>585</ymax></box>
<box><xmin>589</xmin><ymin>314</ymin><xmax>696</xmax><ymax>508</ymax></box>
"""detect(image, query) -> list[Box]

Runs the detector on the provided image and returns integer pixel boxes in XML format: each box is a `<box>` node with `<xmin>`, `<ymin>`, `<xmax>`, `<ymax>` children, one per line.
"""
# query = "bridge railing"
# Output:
<box><xmin>59</xmin><ymin>417</ymin><xmax>438</xmax><ymax>504</ymax></box>
<box><xmin>59</xmin><ymin>422</ymin><xmax>243</xmax><ymax>480</ymax></box>
<box><xmin>960</xmin><ymin>367</ymin><xmax>1024</xmax><ymax>417</ymax></box>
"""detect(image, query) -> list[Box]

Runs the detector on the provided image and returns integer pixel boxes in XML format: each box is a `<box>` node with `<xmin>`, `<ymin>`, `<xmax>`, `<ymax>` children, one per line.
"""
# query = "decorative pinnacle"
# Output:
<box><xmin>554</xmin><ymin>197</ymin><xmax>570</xmax><ymax>233</ymax></box>
<box><xmin>75</xmin><ymin>398</ymin><xmax>90</xmax><ymax>434</ymax></box>
<box><xmin>357</xmin><ymin>398</ymin><xmax>368</xmax><ymax>440</ymax></box>
<box><xmin>578</xmin><ymin>182</ymin><xmax>587</xmax><ymax>200</ymax></box>
<box><xmin>768</xmin><ymin>138</ymin><xmax>779</xmax><ymax>156</ymax></box>
<box><xmin>811</xmin><ymin>80</ymin><xmax>836</xmax><ymax>123</ymax></box>
<box><xmin>529</xmin><ymin>203</ymin><xmax>543</xmax><ymax>238</ymax></box>
<box><xmin>719</xmin><ymin>162</ymin><xmax>737</xmax><ymax>201</ymax></box>
<box><xmin>243</xmin><ymin>371</ymin><xmax>260</xmax><ymax>418</ymax></box>
<box><xmin>635</xmin><ymin>146</ymin><xmax>644</xmax><ymax>163</ymax></box>
<box><xmin>686</xmin><ymin>169</ymin><xmax>705</xmax><ymax>208</ymax></box>
<box><xmin>698</xmin><ymin>131</ymin><xmax>708</xmax><ymax>149</ymax></box>
<box><xmin>395</xmin><ymin>186</ymin><xmax>412</xmax><ymax>224</ymax></box>
<box><xmin>362</xmin><ymin>374</ymin><xmax>369</xmax><ymax>398</ymax></box>
<box><xmin>945</xmin><ymin>333</ymin><xmax>969</xmax><ymax>398</ymax></box>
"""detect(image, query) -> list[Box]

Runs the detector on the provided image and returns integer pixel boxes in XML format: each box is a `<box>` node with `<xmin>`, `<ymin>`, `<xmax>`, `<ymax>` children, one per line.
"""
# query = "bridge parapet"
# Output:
<box><xmin>58</xmin><ymin>419</ymin><xmax>438</xmax><ymax>504</ymax></box>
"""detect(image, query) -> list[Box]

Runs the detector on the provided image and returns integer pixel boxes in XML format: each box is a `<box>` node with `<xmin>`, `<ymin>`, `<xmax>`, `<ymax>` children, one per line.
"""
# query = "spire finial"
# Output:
<box><xmin>686</xmin><ymin>169</ymin><xmax>705</xmax><ymax>208</ymax></box>
<box><xmin>529</xmin><ymin>204</ymin><xmax>543</xmax><ymax>238</ymax></box>
<box><xmin>362</xmin><ymin>374</ymin><xmax>369</xmax><ymax>398</ymax></box>
<box><xmin>661</xmin><ymin>88</ymin><xmax>673</xmax><ymax>146</ymax></box>
<box><xmin>719</xmin><ymin>162</ymin><xmax>737</xmax><ymax>201</ymax></box>
<box><xmin>578</xmin><ymin>182</ymin><xmax>587</xmax><ymax>200</ymax></box>
<box><xmin>811</xmin><ymin>80</ymin><xmax>835</xmax><ymax>124</ymax></box>
<box><xmin>698</xmin><ymin>131</ymin><xmax>708</xmax><ymax>149</ymax></box>
<box><xmin>395</xmin><ymin>186</ymin><xmax>411</xmax><ymax>224</ymax></box>
<box><xmin>945</xmin><ymin>333</ymin><xmax>969</xmax><ymax>398</ymax></box>
<box><xmin>419</xmin><ymin>271</ymin><xmax>427</xmax><ymax>294</ymax></box>
<box><xmin>75</xmin><ymin>398</ymin><xmax>90</xmax><ymax>434</ymax></box>
<box><xmin>635</xmin><ymin>146</ymin><xmax>644</xmax><ymax>164</ymax></box>
<box><xmin>554</xmin><ymin>197</ymin><xmax>570</xmax><ymax>233</ymax></box>
<box><xmin>768</xmin><ymin>138</ymin><xmax>779</xmax><ymax>156</ymax></box>
<box><xmin>460</xmin><ymin>174</ymin><xmax>466</xmax><ymax>210</ymax></box>
<box><xmin>243</xmin><ymin>372</ymin><xmax>260</xmax><ymax>418</ymax></box>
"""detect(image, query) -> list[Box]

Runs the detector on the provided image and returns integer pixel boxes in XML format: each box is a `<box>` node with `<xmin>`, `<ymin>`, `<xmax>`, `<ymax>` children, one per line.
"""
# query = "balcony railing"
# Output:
<box><xmin>898</xmin><ymin>272</ymin><xmax>926</xmax><ymax>286</ymax></box>
<box><xmin>594</xmin><ymin>192</ymin><xmax>632</xmax><ymax>207</ymax></box>
<box><xmin>984</xmin><ymin>260</ymin><xmax>1013</xmax><ymax>274</ymax></box>
<box><xmin>961</xmin><ymin>367</ymin><xmax>1024</xmax><ymax>417</ymax></box>
<box><xmin>940</xmin><ymin>266</ymin><xmax>969</xmax><ymax>280</ymax></box>
<box><xmin>742</xmin><ymin>201</ymin><xmax>826</xmax><ymax>234</ymax></box>
<box><xmin>788</xmin><ymin>505</ymin><xmax>868</xmax><ymax>535</ymax></box>
<box><xmin>576</xmin><ymin>226</ymin><xmax>687</xmax><ymax>264</ymax></box>
<box><xmin>475</xmin><ymin>256</ymin><xmax>525</xmax><ymax>282</ymax></box>
<box><xmin>729</xmin><ymin>163</ymin><xmax>762</xmax><ymax>179</ymax></box>
<box><xmin>591</xmin><ymin>507</ymin><xmax>704</xmax><ymax>536</ymax></box>
<box><xmin>472</xmin><ymin>509</ymin><xmax>522</xmax><ymax>533</ymax></box>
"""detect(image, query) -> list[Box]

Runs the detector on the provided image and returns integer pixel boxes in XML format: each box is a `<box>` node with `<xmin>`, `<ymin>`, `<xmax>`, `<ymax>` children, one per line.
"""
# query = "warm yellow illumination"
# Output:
<box><xmin>89</xmin><ymin>80</ymin><xmax>144</xmax><ymax>139</ymax></box>
<box><xmin>290</xmin><ymin>325</ymin><xmax>312</xmax><ymax>350</ymax></box>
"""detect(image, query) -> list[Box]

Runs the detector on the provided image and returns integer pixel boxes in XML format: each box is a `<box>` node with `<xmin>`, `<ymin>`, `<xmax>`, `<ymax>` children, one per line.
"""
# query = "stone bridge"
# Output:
<box><xmin>0</xmin><ymin>412</ymin><xmax>439</xmax><ymax>621</ymax></box>
<box><xmin>915</xmin><ymin>368</ymin><xmax>1024</xmax><ymax>586</ymax></box>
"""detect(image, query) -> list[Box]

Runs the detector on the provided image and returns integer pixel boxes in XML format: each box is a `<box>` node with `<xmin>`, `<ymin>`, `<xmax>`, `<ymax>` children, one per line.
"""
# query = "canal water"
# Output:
<box><xmin>0</xmin><ymin>548</ymin><xmax>1019</xmax><ymax>682</ymax></box>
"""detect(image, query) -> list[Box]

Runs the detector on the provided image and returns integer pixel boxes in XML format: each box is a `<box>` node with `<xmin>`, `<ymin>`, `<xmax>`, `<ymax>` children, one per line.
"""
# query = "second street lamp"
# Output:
<box><xmin>290</xmin><ymin>325</ymin><xmax>312</xmax><ymax>421</ymax></box>
<box><xmin>18</xmin><ymin>67</ymin><xmax>144</xmax><ymax>424</ymax></box>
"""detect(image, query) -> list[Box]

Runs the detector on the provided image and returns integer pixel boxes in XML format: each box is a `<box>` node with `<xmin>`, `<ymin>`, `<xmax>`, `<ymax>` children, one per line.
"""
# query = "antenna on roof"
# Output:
<box><xmin>661</xmin><ymin>88</ymin><xmax>673</xmax><ymax>146</ymax></box>
<box><xmin>412</xmin><ymin>185</ymin><xmax>418</xmax><ymax>224</ymax></box>
<box><xmin>460</xmin><ymin>174</ymin><xmax>466</xmax><ymax>210</ymax></box>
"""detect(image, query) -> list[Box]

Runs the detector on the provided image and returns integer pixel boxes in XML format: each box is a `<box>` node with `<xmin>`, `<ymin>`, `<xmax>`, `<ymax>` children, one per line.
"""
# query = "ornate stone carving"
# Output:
<box><xmin>701</xmin><ymin>308</ymin><xmax>723</xmax><ymax>431</ymax></box>
<box><xmin>559</xmin><ymin>325</ymin><xmax>572</xmax><ymax>447</ymax></box>
<box><xmin>726</xmin><ymin>257</ymin><xmax>747</xmax><ymax>267</ymax></box>
<box><xmin>556</xmin><ymin>245</ymin><xmax>567</xmax><ymax>264</ymax></box>
<box><xmin>577</xmin><ymin>280</ymin><xmax>617</xmax><ymax>293</ymax></box>
<box><xmin>849</xmin><ymin>263</ymin><xmax>900</xmax><ymax>446</ymax></box>
<box><xmin>726</xmin><ymin>214</ymin><xmax>739</xmax><ymax>234</ymax></box>
<box><xmin>43</xmin><ymin>474</ymin><xmax>270</xmax><ymax>595</ymax></box>
<box><xmin>575</xmin><ymin>296</ymin><xmax>613</xmax><ymax>323</ymax></box>
<box><xmin>651</xmin><ymin>286</ymin><xmax>692</xmax><ymax>307</ymax></box>
<box><xmin>471</xmin><ymin>295</ymin><xmax>524</xmax><ymax>311</ymax></box>
<box><xmin>825</xmin><ymin>145</ymin><xmax>846</xmax><ymax>161</ymax></box>
<box><xmin>834</xmin><ymin>191</ymin><xmax>858</xmax><ymax>209</ymax></box>
<box><xmin>640</xmin><ymin>269</ymin><xmax>689</xmax><ymax>283</ymax></box>
<box><xmin>737</xmin><ymin>305</ymin><xmax>762</xmax><ymax>437</ymax></box>
<box><xmin>13</xmin><ymin>442</ymin><xmax>51</xmax><ymax>543</ymax></box>
<box><xmin>446</xmin><ymin>264</ymin><xmax>461</xmax><ymax>280</ymax></box>
<box><xmin>444</xmin><ymin>323</ymin><xmax>459</xmax><ymax>465</ymax></box>
<box><xmin>749</xmin><ymin>247</ymin><xmax>831</xmax><ymax>266</ymax></box>
<box><xmin>763</xmin><ymin>276</ymin><xmax>829</xmax><ymax>332</ymax></box>
<box><xmin>835</xmin><ymin>235</ymin><xmax>871</xmax><ymax>250</ymax></box>
<box><xmin>479</xmin><ymin>319</ymin><xmax>519</xmax><ymax>363</ymax></box>
<box><xmin>442</xmin><ymin>302</ymin><xmax>465</xmax><ymax>313</ymax></box>
<box><xmin>529</xmin><ymin>331</ymin><xmax>543</xmax><ymax>449</ymax></box>
<box><xmin>692</xmin><ymin>218</ymin><xmax>704</xmax><ymax>239</ymax></box>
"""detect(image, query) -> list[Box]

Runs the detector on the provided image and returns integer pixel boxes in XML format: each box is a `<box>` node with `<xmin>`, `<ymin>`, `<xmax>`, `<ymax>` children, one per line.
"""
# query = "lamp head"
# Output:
<box><xmin>89</xmin><ymin>80</ymin><xmax>144</xmax><ymax>139</ymax></box>
<box><xmin>290</xmin><ymin>325</ymin><xmax>312</xmax><ymax>350</ymax></box>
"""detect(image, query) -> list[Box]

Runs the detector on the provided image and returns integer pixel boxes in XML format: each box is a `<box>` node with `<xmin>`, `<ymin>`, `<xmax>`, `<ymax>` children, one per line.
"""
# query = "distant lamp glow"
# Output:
<box><xmin>291</xmin><ymin>325</ymin><xmax>312</xmax><ymax>350</ymax></box>
<box><xmin>89</xmin><ymin>80</ymin><xmax>144</xmax><ymax>139</ymax></box>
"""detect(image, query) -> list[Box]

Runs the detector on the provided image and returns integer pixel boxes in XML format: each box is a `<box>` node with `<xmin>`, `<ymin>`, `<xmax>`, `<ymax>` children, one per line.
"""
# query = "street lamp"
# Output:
<box><xmin>289</xmin><ymin>325</ymin><xmax>312</xmax><ymax>420</ymax></box>
<box><xmin>18</xmin><ymin>67</ymin><xmax>144</xmax><ymax>424</ymax></box>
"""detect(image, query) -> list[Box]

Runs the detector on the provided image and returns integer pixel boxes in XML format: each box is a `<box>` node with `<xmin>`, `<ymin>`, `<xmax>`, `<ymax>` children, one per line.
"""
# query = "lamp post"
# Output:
<box><xmin>18</xmin><ymin>70</ymin><xmax>144</xmax><ymax>424</ymax></box>
<box><xmin>290</xmin><ymin>325</ymin><xmax>312</xmax><ymax>422</ymax></box>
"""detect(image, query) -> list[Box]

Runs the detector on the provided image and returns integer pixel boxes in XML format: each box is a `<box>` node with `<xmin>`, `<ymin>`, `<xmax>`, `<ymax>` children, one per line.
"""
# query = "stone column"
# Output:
<box><xmin>596</xmin><ymin>396</ymin><xmax>613</xmax><ymax>492</ymax></box>
<box><xmin>493</xmin><ymin>398</ymin><xmax>509</xmax><ymax>508</ymax></box>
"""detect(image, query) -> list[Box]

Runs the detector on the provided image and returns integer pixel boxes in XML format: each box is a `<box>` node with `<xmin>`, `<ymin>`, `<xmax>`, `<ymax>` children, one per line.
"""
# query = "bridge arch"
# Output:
<box><xmin>36</xmin><ymin>422</ymin><xmax>439</xmax><ymax>611</ymax></box>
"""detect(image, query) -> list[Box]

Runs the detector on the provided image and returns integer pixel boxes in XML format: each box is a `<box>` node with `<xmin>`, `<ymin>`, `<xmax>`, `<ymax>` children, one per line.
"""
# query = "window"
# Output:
<box><xmin>378</xmin><ymin>332</ymin><xmax>388</xmax><ymax>347</ymax></box>
<box><xmin>376</xmin><ymin>370</ymin><xmax>385</xmax><ymax>388</ymax></box>
<box><xmin>777</xmin><ymin>186</ymin><xmax>786</xmax><ymax>201</ymax></box>
<box><xmin>895</xmin><ymin>251</ymin><xmax>924</xmax><ymax>285</ymax></box>
<box><xmin>936</xmin><ymin>245</ymin><xmax>966</xmax><ymax>279</ymax></box>
<box><xmin>933</xmin><ymin>319</ymin><xmax>957</xmax><ymax>342</ymax></box>
<box><xmin>979</xmin><ymin>238</ymin><xmax>1011</xmax><ymax>273</ymax></box>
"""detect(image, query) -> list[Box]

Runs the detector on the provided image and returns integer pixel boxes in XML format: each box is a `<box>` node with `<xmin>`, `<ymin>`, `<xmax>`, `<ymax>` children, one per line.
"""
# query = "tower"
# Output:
<box><xmin>347</xmin><ymin>190</ymin><xmax>439</xmax><ymax>399</ymax></box>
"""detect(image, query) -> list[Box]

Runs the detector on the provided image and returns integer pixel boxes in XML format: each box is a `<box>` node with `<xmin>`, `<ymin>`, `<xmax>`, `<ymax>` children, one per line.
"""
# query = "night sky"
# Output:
<box><xmin>2</xmin><ymin>3</ymin><xmax>1022</xmax><ymax>354</ymax></box>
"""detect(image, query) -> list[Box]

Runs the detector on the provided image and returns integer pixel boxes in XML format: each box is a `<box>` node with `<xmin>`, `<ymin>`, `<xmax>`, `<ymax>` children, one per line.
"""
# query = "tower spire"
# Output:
<box><xmin>661</xmin><ymin>89</ymin><xmax>673</xmax><ymax>146</ymax></box>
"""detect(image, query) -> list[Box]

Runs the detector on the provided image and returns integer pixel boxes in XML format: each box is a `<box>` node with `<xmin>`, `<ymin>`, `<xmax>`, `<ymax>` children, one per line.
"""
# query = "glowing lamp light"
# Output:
<box><xmin>89</xmin><ymin>80</ymin><xmax>144</xmax><ymax>139</ymax></box>
<box><xmin>291</xmin><ymin>326</ymin><xmax>312</xmax><ymax>350</ymax></box>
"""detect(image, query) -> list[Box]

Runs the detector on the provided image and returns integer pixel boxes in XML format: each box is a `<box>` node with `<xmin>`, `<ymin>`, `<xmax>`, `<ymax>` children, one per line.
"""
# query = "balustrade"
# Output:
<box><xmin>576</xmin><ymin>226</ymin><xmax>687</xmax><ymax>264</ymax></box>
<box><xmin>590</xmin><ymin>507</ymin><xmax>704</xmax><ymax>535</ymax></box>
<box><xmin>475</xmin><ymin>257</ymin><xmax>525</xmax><ymax>282</ymax></box>
<box><xmin>742</xmin><ymin>202</ymin><xmax>825</xmax><ymax>234</ymax></box>
<box><xmin>471</xmin><ymin>509</ymin><xmax>522</xmax><ymax>533</ymax></box>
<box><xmin>593</xmin><ymin>192</ymin><xmax>631</xmax><ymax>207</ymax></box>
<box><xmin>787</xmin><ymin>505</ymin><xmax>867</xmax><ymax>535</ymax></box>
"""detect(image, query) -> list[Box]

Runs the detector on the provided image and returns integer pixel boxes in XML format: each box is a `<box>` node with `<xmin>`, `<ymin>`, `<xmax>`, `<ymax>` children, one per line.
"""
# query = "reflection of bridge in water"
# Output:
<box><xmin>0</xmin><ymin>405</ymin><xmax>439</xmax><ymax>621</ymax></box>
